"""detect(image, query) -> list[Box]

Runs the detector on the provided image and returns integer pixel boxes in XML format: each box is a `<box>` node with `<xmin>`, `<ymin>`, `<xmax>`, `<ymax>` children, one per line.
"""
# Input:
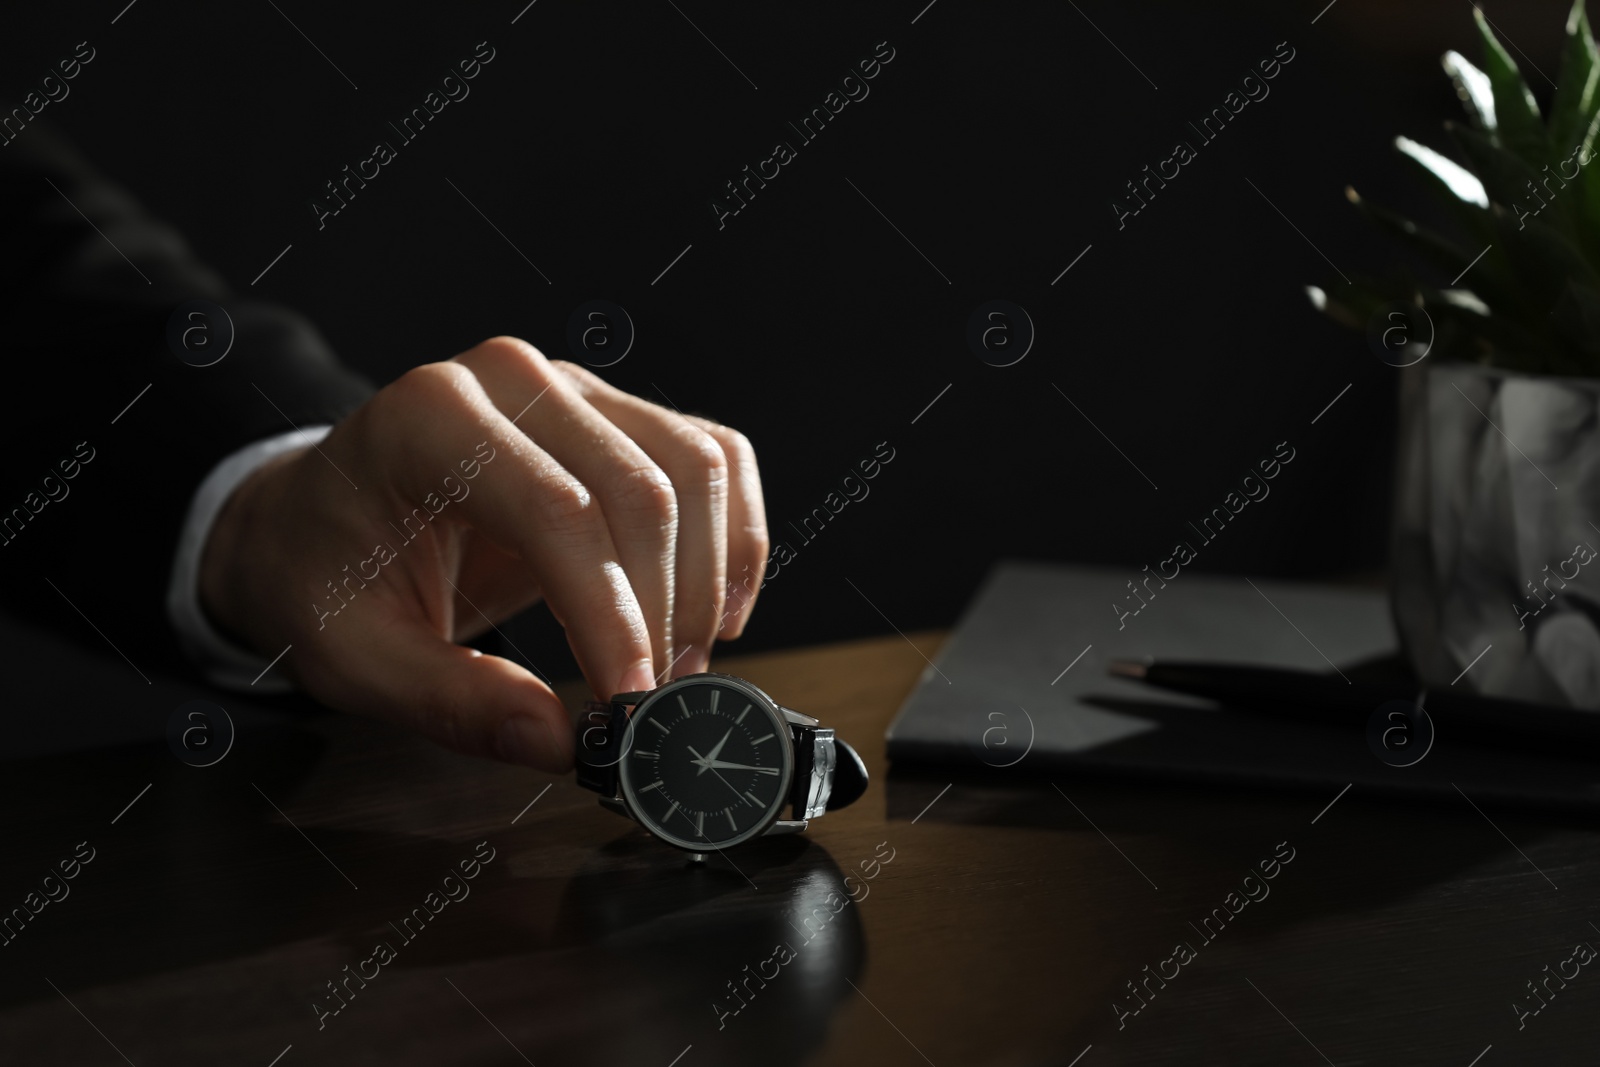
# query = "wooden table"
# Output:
<box><xmin>2</xmin><ymin>631</ymin><xmax>1597</xmax><ymax>1066</ymax></box>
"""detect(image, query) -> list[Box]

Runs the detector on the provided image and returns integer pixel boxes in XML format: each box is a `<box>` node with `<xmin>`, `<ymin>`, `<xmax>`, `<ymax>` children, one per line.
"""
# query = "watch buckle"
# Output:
<box><xmin>800</xmin><ymin>729</ymin><xmax>836</xmax><ymax>820</ymax></box>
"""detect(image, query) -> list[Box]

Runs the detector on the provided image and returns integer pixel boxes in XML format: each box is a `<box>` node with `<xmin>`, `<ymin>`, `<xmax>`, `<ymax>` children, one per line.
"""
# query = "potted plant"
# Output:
<box><xmin>1309</xmin><ymin>1</ymin><xmax>1600</xmax><ymax>708</ymax></box>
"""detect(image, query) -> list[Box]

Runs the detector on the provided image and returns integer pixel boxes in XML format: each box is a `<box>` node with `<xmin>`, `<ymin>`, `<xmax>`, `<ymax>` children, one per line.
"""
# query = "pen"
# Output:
<box><xmin>1107</xmin><ymin>660</ymin><xmax>1600</xmax><ymax>749</ymax></box>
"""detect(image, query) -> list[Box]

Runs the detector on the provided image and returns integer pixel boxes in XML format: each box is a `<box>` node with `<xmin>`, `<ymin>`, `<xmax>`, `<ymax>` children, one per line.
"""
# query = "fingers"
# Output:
<box><xmin>552</xmin><ymin>362</ymin><xmax>731</xmax><ymax>675</ymax></box>
<box><xmin>451</xmin><ymin>338</ymin><xmax>680</xmax><ymax>680</ymax></box>
<box><xmin>682</xmin><ymin>415</ymin><xmax>769</xmax><ymax>641</ymax></box>
<box><xmin>361</xmin><ymin>358</ymin><xmax>657</xmax><ymax>700</ymax></box>
<box><xmin>302</xmin><ymin>609</ymin><xmax>574</xmax><ymax>772</ymax></box>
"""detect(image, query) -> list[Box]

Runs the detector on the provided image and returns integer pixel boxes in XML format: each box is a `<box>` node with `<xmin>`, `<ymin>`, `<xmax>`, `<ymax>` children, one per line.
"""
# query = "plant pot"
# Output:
<box><xmin>1392</xmin><ymin>362</ymin><xmax>1600</xmax><ymax>708</ymax></box>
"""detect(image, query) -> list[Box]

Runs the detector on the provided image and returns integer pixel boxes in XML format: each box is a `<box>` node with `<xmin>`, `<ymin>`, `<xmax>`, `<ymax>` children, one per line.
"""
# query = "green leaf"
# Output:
<box><xmin>1514</xmin><ymin>211</ymin><xmax>1600</xmax><ymax>292</ymax></box>
<box><xmin>1448</xmin><ymin>123</ymin><xmax>1571</xmax><ymax>227</ymax></box>
<box><xmin>1572</xmin><ymin>108</ymin><xmax>1600</xmax><ymax>261</ymax></box>
<box><xmin>1579</xmin><ymin>85</ymin><xmax>1600</xmax><ymax>156</ymax></box>
<box><xmin>1409</xmin><ymin>200</ymin><xmax>1597</xmax><ymax>330</ymax></box>
<box><xmin>1395</xmin><ymin>136</ymin><xmax>1489</xmax><ymax>209</ymax></box>
<box><xmin>1324</xmin><ymin>4</ymin><xmax>1600</xmax><ymax>378</ymax></box>
<box><xmin>1416</xmin><ymin>284</ymin><xmax>1548</xmax><ymax>367</ymax></box>
<box><xmin>1305</xmin><ymin>279</ymin><xmax>1393</xmax><ymax>333</ymax></box>
<box><xmin>1551</xmin><ymin>0</ymin><xmax>1600</xmax><ymax>151</ymax></box>
<box><xmin>1442</xmin><ymin>50</ymin><xmax>1497</xmax><ymax>131</ymax></box>
<box><xmin>1344</xmin><ymin>186</ymin><xmax>1470</xmax><ymax>276</ymax></box>
<box><xmin>1345</xmin><ymin>185</ymin><xmax>1527</xmax><ymax>317</ymax></box>
<box><xmin>1473</xmin><ymin>6</ymin><xmax>1551</xmax><ymax>166</ymax></box>
<box><xmin>1305</xmin><ymin>284</ymin><xmax>1363</xmax><ymax>331</ymax></box>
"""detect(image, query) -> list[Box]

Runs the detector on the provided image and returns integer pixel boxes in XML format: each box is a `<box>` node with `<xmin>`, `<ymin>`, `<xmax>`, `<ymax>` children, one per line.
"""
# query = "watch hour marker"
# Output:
<box><xmin>744</xmin><ymin>791</ymin><xmax>762</xmax><ymax>807</ymax></box>
<box><xmin>726</xmin><ymin>808</ymin><xmax>737</xmax><ymax>831</ymax></box>
<box><xmin>664</xmin><ymin>801</ymin><xmax>679</xmax><ymax>823</ymax></box>
<box><xmin>752</xmin><ymin>733</ymin><xmax>773</xmax><ymax>745</ymax></box>
<box><xmin>650</xmin><ymin>718</ymin><xmax>669</xmax><ymax>734</ymax></box>
<box><xmin>634</xmin><ymin>750</ymin><xmax>658</xmax><ymax>759</ymax></box>
<box><xmin>677</xmin><ymin>695</ymin><xmax>691</xmax><ymax>719</ymax></box>
<box><xmin>710</xmin><ymin>689</ymin><xmax>720</xmax><ymax>713</ymax></box>
<box><xmin>736</xmin><ymin>703</ymin><xmax>751</xmax><ymax>724</ymax></box>
<box><xmin>640</xmin><ymin>781</ymin><xmax>663</xmax><ymax>792</ymax></box>
<box><xmin>695</xmin><ymin>811</ymin><xmax>705</xmax><ymax>837</ymax></box>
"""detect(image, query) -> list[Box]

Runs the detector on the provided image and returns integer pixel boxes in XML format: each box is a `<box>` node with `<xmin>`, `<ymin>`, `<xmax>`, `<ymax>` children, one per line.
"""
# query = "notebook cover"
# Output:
<box><xmin>885</xmin><ymin>561</ymin><xmax>1600</xmax><ymax>812</ymax></box>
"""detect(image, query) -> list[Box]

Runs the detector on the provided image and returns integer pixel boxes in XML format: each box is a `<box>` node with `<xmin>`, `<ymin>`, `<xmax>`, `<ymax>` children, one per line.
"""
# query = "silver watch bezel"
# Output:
<box><xmin>616</xmin><ymin>672</ymin><xmax>796</xmax><ymax>852</ymax></box>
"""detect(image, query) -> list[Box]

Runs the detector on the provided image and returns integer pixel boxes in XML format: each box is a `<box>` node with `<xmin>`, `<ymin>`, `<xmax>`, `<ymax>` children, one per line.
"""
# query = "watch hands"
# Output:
<box><xmin>685</xmin><ymin>744</ymin><xmax>762</xmax><ymax>805</ymax></box>
<box><xmin>700</xmin><ymin>759</ymin><xmax>781</xmax><ymax>775</ymax></box>
<box><xmin>698</xmin><ymin>727</ymin><xmax>734</xmax><ymax>776</ymax></box>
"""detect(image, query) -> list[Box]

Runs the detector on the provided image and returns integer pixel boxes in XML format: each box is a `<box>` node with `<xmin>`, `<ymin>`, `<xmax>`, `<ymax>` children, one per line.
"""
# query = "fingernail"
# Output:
<box><xmin>496</xmin><ymin>716</ymin><xmax>549</xmax><ymax>768</ymax></box>
<box><xmin>620</xmin><ymin>661</ymin><xmax>657</xmax><ymax>695</ymax></box>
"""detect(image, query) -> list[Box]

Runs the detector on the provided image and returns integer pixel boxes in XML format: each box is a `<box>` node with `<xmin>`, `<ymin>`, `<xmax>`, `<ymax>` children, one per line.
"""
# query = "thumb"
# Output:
<box><xmin>311</xmin><ymin>617</ymin><xmax>573</xmax><ymax>772</ymax></box>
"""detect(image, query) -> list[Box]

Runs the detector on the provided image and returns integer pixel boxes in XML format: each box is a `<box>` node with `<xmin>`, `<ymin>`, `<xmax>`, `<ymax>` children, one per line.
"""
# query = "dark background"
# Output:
<box><xmin>0</xmin><ymin>0</ymin><xmax>1576</xmax><ymax>680</ymax></box>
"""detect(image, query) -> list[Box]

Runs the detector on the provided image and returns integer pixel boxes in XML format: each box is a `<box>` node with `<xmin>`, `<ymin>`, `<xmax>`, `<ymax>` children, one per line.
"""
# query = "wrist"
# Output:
<box><xmin>197</xmin><ymin>446</ymin><xmax>302</xmax><ymax>655</ymax></box>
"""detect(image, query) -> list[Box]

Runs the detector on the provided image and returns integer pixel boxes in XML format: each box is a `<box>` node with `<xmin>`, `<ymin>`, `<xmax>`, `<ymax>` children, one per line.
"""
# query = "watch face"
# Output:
<box><xmin>618</xmin><ymin>676</ymin><xmax>793</xmax><ymax>851</ymax></box>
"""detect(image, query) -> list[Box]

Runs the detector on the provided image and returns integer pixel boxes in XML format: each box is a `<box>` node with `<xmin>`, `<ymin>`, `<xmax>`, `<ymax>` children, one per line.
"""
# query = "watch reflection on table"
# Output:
<box><xmin>549</xmin><ymin>832</ymin><xmax>867</xmax><ymax>1064</ymax></box>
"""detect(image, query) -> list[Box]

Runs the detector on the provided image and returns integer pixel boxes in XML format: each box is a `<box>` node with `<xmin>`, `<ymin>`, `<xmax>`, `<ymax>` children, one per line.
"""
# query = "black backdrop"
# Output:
<box><xmin>0</xmin><ymin>0</ymin><xmax>1574</xmax><ymax>678</ymax></box>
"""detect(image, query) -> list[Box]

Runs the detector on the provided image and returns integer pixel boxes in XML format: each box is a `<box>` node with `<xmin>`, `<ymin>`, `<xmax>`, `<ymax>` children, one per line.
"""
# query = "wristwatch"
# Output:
<box><xmin>575</xmin><ymin>672</ymin><xmax>868</xmax><ymax>854</ymax></box>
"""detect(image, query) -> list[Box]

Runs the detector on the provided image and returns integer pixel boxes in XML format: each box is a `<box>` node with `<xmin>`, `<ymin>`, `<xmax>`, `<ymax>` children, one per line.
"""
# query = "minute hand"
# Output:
<box><xmin>702</xmin><ymin>759</ymin><xmax>781</xmax><ymax>775</ymax></box>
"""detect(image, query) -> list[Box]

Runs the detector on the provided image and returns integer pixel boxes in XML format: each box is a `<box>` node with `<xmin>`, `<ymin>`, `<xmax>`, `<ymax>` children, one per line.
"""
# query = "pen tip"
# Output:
<box><xmin>1108</xmin><ymin>660</ymin><xmax>1148</xmax><ymax>680</ymax></box>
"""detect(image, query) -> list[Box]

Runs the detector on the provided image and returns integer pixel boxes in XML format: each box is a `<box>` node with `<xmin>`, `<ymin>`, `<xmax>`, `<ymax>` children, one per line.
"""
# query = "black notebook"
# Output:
<box><xmin>885</xmin><ymin>561</ymin><xmax>1600</xmax><ymax>812</ymax></box>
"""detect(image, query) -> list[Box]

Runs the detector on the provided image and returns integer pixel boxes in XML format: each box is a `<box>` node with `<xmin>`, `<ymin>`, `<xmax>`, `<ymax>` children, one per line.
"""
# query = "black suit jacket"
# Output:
<box><xmin>0</xmin><ymin>122</ymin><xmax>374</xmax><ymax>675</ymax></box>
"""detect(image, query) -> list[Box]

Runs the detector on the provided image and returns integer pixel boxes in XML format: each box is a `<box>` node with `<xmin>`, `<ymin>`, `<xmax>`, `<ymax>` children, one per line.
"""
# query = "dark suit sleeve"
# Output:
<box><xmin>0</xmin><ymin>121</ymin><xmax>375</xmax><ymax>676</ymax></box>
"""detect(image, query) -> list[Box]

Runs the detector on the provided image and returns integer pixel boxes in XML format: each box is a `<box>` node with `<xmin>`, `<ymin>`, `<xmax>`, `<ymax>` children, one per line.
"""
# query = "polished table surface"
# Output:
<box><xmin>3</xmin><ymin>630</ymin><xmax>1599</xmax><ymax>1066</ymax></box>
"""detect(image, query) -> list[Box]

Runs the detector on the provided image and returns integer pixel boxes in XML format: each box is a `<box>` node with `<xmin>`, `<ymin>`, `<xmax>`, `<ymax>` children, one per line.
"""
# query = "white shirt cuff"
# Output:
<box><xmin>166</xmin><ymin>426</ymin><xmax>332</xmax><ymax>692</ymax></box>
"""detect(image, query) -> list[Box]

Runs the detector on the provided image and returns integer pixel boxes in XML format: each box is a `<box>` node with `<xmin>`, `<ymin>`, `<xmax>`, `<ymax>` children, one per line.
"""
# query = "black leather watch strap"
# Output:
<box><xmin>827</xmin><ymin>739</ymin><xmax>868</xmax><ymax>810</ymax></box>
<box><xmin>575</xmin><ymin>699</ymin><xmax>627</xmax><ymax>796</ymax></box>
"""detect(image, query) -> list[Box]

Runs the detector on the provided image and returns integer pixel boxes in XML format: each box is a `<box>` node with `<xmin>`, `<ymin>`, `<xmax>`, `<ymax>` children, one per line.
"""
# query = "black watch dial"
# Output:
<box><xmin>618</xmin><ymin>677</ymin><xmax>793</xmax><ymax>850</ymax></box>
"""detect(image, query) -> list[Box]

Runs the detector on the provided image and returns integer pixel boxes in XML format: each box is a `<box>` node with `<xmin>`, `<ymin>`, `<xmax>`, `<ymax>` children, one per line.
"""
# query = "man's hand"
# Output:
<box><xmin>197</xmin><ymin>337</ymin><xmax>769</xmax><ymax>773</ymax></box>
